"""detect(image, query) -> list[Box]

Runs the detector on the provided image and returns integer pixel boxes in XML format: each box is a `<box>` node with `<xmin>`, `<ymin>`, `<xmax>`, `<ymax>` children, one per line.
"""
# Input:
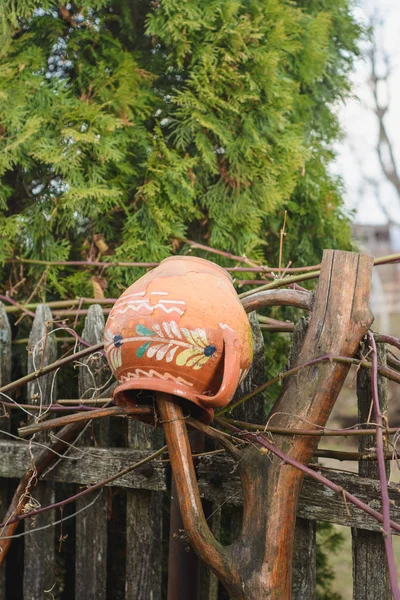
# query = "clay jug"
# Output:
<box><xmin>104</xmin><ymin>256</ymin><xmax>253</xmax><ymax>422</ymax></box>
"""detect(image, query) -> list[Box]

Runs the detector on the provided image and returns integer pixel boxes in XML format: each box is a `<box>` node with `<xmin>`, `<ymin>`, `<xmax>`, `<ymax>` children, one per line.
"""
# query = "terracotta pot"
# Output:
<box><xmin>104</xmin><ymin>256</ymin><xmax>253</xmax><ymax>422</ymax></box>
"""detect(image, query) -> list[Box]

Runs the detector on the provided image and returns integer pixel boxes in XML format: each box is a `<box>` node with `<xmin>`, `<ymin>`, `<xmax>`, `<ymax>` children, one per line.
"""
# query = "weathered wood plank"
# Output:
<box><xmin>196</xmin><ymin>455</ymin><xmax>400</xmax><ymax>535</ymax></box>
<box><xmin>23</xmin><ymin>304</ymin><xmax>57</xmax><ymax>600</ymax></box>
<box><xmin>125</xmin><ymin>414</ymin><xmax>163</xmax><ymax>599</ymax></box>
<box><xmin>352</xmin><ymin>343</ymin><xmax>391</xmax><ymax>600</ymax></box>
<box><xmin>126</xmin><ymin>487</ymin><xmax>163</xmax><ymax>599</ymax></box>
<box><xmin>0</xmin><ymin>441</ymin><xmax>166</xmax><ymax>490</ymax></box>
<box><xmin>0</xmin><ymin>302</ymin><xmax>11</xmax><ymax>600</ymax></box>
<box><xmin>75</xmin><ymin>305</ymin><xmax>109</xmax><ymax>600</ymax></box>
<box><xmin>2</xmin><ymin>441</ymin><xmax>400</xmax><ymax>533</ymax></box>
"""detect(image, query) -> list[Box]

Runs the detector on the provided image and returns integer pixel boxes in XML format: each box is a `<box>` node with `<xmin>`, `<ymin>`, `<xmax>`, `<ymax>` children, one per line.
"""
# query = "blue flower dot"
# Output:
<box><xmin>204</xmin><ymin>345</ymin><xmax>216</xmax><ymax>357</ymax></box>
<box><xmin>114</xmin><ymin>334</ymin><xmax>123</xmax><ymax>348</ymax></box>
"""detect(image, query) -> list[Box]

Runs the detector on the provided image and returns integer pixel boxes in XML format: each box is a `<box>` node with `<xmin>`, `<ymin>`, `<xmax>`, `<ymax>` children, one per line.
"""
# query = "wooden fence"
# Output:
<box><xmin>0</xmin><ymin>302</ymin><xmax>396</xmax><ymax>599</ymax></box>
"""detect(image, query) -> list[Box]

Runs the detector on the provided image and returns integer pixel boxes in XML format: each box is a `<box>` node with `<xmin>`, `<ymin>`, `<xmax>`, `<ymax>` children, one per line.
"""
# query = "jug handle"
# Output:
<box><xmin>195</xmin><ymin>328</ymin><xmax>242</xmax><ymax>409</ymax></box>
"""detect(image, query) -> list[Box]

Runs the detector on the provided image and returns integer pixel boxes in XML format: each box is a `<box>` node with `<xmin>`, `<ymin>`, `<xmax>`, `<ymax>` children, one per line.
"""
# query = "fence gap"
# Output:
<box><xmin>352</xmin><ymin>342</ymin><xmax>391</xmax><ymax>599</ymax></box>
<box><xmin>75</xmin><ymin>305</ymin><xmax>109</xmax><ymax>600</ymax></box>
<box><xmin>23</xmin><ymin>304</ymin><xmax>57</xmax><ymax>600</ymax></box>
<box><xmin>0</xmin><ymin>302</ymin><xmax>12</xmax><ymax>600</ymax></box>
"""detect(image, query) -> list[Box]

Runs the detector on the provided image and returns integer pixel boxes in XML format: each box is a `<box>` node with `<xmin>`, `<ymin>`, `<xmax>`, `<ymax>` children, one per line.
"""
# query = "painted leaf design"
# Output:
<box><xmin>176</xmin><ymin>348</ymin><xmax>203</xmax><ymax>367</ymax></box>
<box><xmin>136</xmin><ymin>324</ymin><xmax>155</xmax><ymax>336</ymax></box>
<box><xmin>166</xmin><ymin>345</ymin><xmax>178</xmax><ymax>363</ymax></box>
<box><xmin>136</xmin><ymin>341</ymin><xmax>151</xmax><ymax>358</ymax></box>
<box><xmin>132</xmin><ymin>320</ymin><xmax>213</xmax><ymax>370</ymax></box>
<box><xmin>109</xmin><ymin>347</ymin><xmax>122</xmax><ymax>369</ymax></box>
<box><xmin>169</xmin><ymin>321</ymin><xmax>182</xmax><ymax>339</ymax></box>
<box><xmin>162</xmin><ymin>321</ymin><xmax>174</xmax><ymax>338</ymax></box>
<box><xmin>186</xmin><ymin>354</ymin><xmax>205</xmax><ymax>368</ymax></box>
<box><xmin>152</xmin><ymin>324</ymin><xmax>162</xmax><ymax>336</ymax></box>
<box><xmin>193</xmin><ymin>356</ymin><xmax>209</xmax><ymax>370</ymax></box>
<box><xmin>147</xmin><ymin>343</ymin><xmax>164</xmax><ymax>358</ymax></box>
<box><xmin>190</xmin><ymin>328</ymin><xmax>208</xmax><ymax>348</ymax></box>
<box><xmin>181</xmin><ymin>328</ymin><xmax>196</xmax><ymax>345</ymax></box>
<box><xmin>156</xmin><ymin>344</ymin><xmax>173</xmax><ymax>361</ymax></box>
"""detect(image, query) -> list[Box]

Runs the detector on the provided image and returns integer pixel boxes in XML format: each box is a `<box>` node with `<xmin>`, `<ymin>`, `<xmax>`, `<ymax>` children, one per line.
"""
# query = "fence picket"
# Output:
<box><xmin>23</xmin><ymin>304</ymin><xmax>57</xmax><ymax>600</ymax></box>
<box><xmin>285</xmin><ymin>317</ymin><xmax>317</xmax><ymax>599</ymax></box>
<box><xmin>352</xmin><ymin>343</ymin><xmax>391</xmax><ymax>599</ymax></box>
<box><xmin>0</xmin><ymin>302</ymin><xmax>12</xmax><ymax>600</ymax></box>
<box><xmin>75</xmin><ymin>305</ymin><xmax>109</xmax><ymax>600</ymax></box>
<box><xmin>0</xmin><ymin>302</ymin><xmax>396</xmax><ymax>598</ymax></box>
<box><xmin>125</xmin><ymin>420</ymin><xmax>163</xmax><ymax>600</ymax></box>
<box><xmin>292</xmin><ymin>518</ymin><xmax>316</xmax><ymax>600</ymax></box>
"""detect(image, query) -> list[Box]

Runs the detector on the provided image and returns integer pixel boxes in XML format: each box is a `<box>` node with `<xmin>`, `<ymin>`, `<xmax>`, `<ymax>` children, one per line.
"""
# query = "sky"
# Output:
<box><xmin>334</xmin><ymin>0</ymin><xmax>400</xmax><ymax>225</ymax></box>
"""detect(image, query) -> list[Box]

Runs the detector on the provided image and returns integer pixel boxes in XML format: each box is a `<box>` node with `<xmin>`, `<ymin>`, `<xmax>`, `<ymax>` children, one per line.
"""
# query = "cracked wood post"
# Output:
<box><xmin>23</xmin><ymin>304</ymin><xmax>57</xmax><ymax>600</ymax></box>
<box><xmin>157</xmin><ymin>250</ymin><xmax>374</xmax><ymax>599</ymax></box>
<box><xmin>75</xmin><ymin>305</ymin><xmax>109</xmax><ymax>600</ymax></box>
<box><xmin>0</xmin><ymin>302</ymin><xmax>11</xmax><ymax>600</ymax></box>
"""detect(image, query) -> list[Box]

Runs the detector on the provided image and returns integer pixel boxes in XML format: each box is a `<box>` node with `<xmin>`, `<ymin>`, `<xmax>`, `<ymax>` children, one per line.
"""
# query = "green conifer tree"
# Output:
<box><xmin>0</xmin><ymin>0</ymin><xmax>361</xmax><ymax>299</ymax></box>
<box><xmin>0</xmin><ymin>3</ymin><xmax>360</xmax><ymax>595</ymax></box>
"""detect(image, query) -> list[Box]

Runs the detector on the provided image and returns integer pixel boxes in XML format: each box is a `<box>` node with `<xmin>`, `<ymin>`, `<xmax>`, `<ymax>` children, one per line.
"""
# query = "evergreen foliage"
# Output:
<box><xmin>0</xmin><ymin>0</ymin><xmax>361</xmax><ymax>298</ymax></box>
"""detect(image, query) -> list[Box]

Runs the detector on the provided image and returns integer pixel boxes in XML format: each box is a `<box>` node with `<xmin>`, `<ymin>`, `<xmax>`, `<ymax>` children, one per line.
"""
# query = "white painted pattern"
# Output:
<box><xmin>218</xmin><ymin>322</ymin><xmax>235</xmax><ymax>332</ymax></box>
<box><xmin>116</xmin><ymin>292</ymin><xmax>146</xmax><ymax>301</ymax></box>
<box><xmin>118</xmin><ymin>368</ymin><xmax>194</xmax><ymax>387</ymax></box>
<box><xmin>108</xmin><ymin>300</ymin><xmax>185</xmax><ymax>318</ymax></box>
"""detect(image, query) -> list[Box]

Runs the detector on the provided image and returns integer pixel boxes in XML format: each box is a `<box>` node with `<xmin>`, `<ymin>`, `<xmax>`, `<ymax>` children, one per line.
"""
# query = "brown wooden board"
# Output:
<box><xmin>2</xmin><ymin>441</ymin><xmax>400</xmax><ymax>535</ymax></box>
<box><xmin>125</xmin><ymin>419</ymin><xmax>163</xmax><ymax>599</ymax></box>
<box><xmin>75</xmin><ymin>305</ymin><xmax>109</xmax><ymax>600</ymax></box>
<box><xmin>23</xmin><ymin>305</ymin><xmax>57</xmax><ymax>600</ymax></box>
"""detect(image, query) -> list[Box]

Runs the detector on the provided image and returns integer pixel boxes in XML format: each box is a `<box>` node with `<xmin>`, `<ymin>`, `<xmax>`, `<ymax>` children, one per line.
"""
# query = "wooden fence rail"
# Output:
<box><xmin>0</xmin><ymin>301</ymin><xmax>396</xmax><ymax>599</ymax></box>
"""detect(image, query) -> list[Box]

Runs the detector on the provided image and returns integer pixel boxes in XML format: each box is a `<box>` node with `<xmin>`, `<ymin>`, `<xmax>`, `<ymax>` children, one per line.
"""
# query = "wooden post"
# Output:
<box><xmin>156</xmin><ymin>250</ymin><xmax>374</xmax><ymax>599</ymax></box>
<box><xmin>254</xmin><ymin>250</ymin><xmax>373</xmax><ymax>598</ymax></box>
<box><xmin>0</xmin><ymin>302</ymin><xmax>11</xmax><ymax>600</ymax></box>
<box><xmin>290</xmin><ymin>318</ymin><xmax>317</xmax><ymax>600</ymax></box>
<box><xmin>75</xmin><ymin>305</ymin><xmax>109</xmax><ymax>600</ymax></box>
<box><xmin>23</xmin><ymin>304</ymin><xmax>57</xmax><ymax>600</ymax></box>
<box><xmin>292</xmin><ymin>518</ymin><xmax>316</xmax><ymax>600</ymax></box>
<box><xmin>352</xmin><ymin>343</ymin><xmax>391</xmax><ymax>599</ymax></box>
<box><xmin>125</xmin><ymin>420</ymin><xmax>163</xmax><ymax>599</ymax></box>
